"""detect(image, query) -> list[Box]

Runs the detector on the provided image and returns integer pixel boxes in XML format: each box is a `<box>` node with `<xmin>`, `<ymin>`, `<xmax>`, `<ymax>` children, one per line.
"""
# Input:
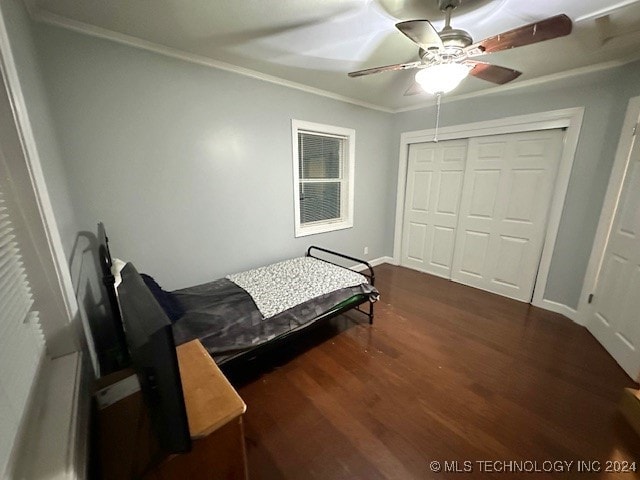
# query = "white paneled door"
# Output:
<box><xmin>588</xmin><ymin>133</ymin><xmax>640</xmax><ymax>379</ymax></box>
<box><xmin>401</xmin><ymin>129</ymin><xmax>565</xmax><ymax>302</ymax></box>
<box><xmin>401</xmin><ymin>139</ymin><xmax>468</xmax><ymax>278</ymax></box>
<box><xmin>451</xmin><ymin>130</ymin><xmax>564</xmax><ymax>302</ymax></box>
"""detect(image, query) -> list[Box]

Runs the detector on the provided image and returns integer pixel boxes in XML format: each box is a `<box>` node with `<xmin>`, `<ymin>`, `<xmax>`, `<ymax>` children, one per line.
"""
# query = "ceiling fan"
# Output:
<box><xmin>348</xmin><ymin>0</ymin><xmax>573</xmax><ymax>95</ymax></box>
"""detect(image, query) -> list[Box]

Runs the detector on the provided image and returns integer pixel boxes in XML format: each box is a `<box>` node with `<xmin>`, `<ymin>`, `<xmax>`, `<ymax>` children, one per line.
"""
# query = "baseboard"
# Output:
<box><xmin>535</xmin><ymin>299</ymin><xmax>581</xmax><ymax>325</ymax></box>
<box><xmin>352</xmin><ymin>256</ymin><xmax>394</xmax><ymax>272</ymax></box>
<box><xmin>370</xmin><ymin>256</ymin><xmax>394</xmax><ymax>267</ymax></box>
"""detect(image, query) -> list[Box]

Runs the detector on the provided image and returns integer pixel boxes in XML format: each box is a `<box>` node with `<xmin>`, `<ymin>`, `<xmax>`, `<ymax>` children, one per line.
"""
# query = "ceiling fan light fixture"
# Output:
<box><xmin>415</xmin><ymin>63</ymin><xmax>471</xmax><ymax>94</ymax></box>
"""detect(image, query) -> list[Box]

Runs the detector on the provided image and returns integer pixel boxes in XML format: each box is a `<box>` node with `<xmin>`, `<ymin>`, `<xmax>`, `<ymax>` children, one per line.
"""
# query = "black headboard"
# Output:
<box><xmin>98</xmin><ymin>222</ymin><xmax>130</xmax><ymax>367</ymax></box>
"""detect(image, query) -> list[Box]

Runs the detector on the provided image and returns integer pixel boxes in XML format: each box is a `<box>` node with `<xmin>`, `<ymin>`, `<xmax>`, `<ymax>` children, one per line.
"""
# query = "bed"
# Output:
<box><xmin>98</xmin><ymin>223</ymin><xmax>379</xmax><ymax>366</ymax></box>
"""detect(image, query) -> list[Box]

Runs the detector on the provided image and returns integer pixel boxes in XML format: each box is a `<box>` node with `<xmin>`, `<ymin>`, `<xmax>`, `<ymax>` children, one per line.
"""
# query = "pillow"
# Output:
<box><xmin>140</xmin><ymin>273</ymin><xmax>185</xmax><ymax>323</ymax></box>
<box><xmin>111</xmin><ymin>258</ymin><xmax>127</xmax><ymax>288</ymax></box>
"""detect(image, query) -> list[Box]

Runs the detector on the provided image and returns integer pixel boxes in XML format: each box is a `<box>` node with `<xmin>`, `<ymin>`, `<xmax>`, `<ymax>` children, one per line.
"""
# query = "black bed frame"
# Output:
<box><xmin>98</xmin><ymin>223</ymin><xmax>375</xmax><ymax>368</ymax></box>
<box><xmin>306</xmin><ymin>245</ymin><xmax>375</xmax><ymax>324</ymax></box>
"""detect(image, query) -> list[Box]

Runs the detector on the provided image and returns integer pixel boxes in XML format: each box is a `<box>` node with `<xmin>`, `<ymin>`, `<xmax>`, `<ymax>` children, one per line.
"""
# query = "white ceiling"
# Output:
<box><xmin>28</xmin><ymin>0</ymin><xmax>640</xmax><ymax>111</ymax></box>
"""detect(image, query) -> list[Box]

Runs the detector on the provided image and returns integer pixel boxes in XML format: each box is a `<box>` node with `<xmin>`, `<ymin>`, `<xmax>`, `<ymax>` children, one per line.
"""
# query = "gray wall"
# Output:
<box><xmin>21</xmin><ymin>15</ymin><xmax>640</xmax><ymax>309</ymax></box>
<box><xmin>392</xmin><ymin>64</ymin><xmax>640</xmax><ymax>308</ymax></box>
<box><xmin>32</xmin><ymin>24</ymin><xmax>396</xmax><ymax>290</ymax></box>
<box><xmin>1</xmin><ymin>0</ymin><xmax>78</xmax><ymax>257</ymax></box>
<box><xmin>0</xmin><ymin>0</ymin><xmax>107</xmax><ymax>372</ymax></box>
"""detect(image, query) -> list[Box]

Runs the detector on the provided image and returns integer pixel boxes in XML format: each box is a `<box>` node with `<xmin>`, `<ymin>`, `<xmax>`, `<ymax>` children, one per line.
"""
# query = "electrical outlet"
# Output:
<box><xmin>364</xmin><ymin>246</ymin><xmax>369</xmax><ymax>255</ymax></box>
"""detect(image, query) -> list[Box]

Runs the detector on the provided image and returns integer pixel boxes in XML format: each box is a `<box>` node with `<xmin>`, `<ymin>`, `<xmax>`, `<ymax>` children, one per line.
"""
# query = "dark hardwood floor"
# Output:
<box><xmin>232</xmin><ymin>264</ymin><xmax>640</xmax><ymax>479</ymax></box>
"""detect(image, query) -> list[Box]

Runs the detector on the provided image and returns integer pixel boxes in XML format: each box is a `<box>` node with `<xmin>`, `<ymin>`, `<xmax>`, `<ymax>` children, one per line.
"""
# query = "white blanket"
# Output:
<box><xmin>227</xmin><ymin>256</ymin><xmax>368</xmax><ymax>319</ymax></box>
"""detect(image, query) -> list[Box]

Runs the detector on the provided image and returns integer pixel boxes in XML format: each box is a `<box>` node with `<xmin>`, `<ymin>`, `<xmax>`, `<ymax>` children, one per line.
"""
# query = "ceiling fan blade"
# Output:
<box><xmin>467</xmin><ymin>61</ymin><xmax>522</xmax><ymax>85</ymax></box>
<box><xmin>348</xmin><ymin>61</ymin><xmax>422</xmax><ymax>77</ymax></box>
<box><xmin>466</xmin><ymin>14</ymin><xmax>572</xmax><ymax>56</ymax></box>
<box><xmin>404</xmin><ymin>82</ymin><xmax>425</xmax><ymax>96</ymax></box>
<box><xmin>396</xmin><ymin>20</ymin><xmax>444</xmax><ymax>50</ymax></box>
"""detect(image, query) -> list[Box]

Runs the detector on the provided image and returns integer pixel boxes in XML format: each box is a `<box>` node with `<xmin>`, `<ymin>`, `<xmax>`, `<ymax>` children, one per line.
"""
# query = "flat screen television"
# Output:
<box><xmin>117</xmin><ymin>262</ymin><xmax>192</xmax><ymax>454</ymax></box>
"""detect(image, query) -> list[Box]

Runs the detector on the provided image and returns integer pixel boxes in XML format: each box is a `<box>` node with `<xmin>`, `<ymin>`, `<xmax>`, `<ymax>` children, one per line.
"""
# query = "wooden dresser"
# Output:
<box><xmin>96</xmin><ymin>340</ymin><xmax>248</xmax><ymax>480</ymax></box>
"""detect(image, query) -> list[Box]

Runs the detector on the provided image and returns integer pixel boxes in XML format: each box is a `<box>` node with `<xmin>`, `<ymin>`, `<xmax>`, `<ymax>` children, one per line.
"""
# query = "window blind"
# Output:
<box><xmin>0</xmin><ymin>189</ymin><xmax>45</xmax><ymax>475</ymax></box>
<box><xmin>298</xmin><ymin>132</ymin><xmax>344</xmax><ymax>224</ymax></box>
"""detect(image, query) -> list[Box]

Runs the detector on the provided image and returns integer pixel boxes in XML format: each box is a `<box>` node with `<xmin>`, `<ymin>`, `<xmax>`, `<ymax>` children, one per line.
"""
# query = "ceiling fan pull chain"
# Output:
<box><xmin>434</xmin><ymin>93</ymin><xmax>442</xmax><ymax>143</ymax></box>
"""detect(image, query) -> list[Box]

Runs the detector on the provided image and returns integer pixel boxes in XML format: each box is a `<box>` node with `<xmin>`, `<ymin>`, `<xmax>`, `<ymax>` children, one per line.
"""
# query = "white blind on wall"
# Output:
<box><xmin>298</xmin><ymin>132</ymin><xmax>344</xmax><ymax>224</ymax></box>
<box><xmin>0</xmin><ymin>189</ymin><xmax>45</xmax><ymax>475</ymax></box>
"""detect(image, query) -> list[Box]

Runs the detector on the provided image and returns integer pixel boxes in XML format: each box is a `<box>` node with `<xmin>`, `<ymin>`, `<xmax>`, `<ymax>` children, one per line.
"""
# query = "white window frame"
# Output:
<box><xmin>292</xmin><ymin>119</ymin><xmax>355</xmax><ymax>237</ymax></box>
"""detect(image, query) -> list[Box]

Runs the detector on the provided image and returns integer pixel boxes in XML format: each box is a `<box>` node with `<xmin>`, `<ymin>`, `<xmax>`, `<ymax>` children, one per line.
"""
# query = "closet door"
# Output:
<box><xmin>587</xmin><ymin>132</ymin><xmax>640</xmax><ymax>379</ymax></box>
<box><xmin>401</xmin><ymin>139</ymin><xmax>467</xmax><ymax>278</ymax></box>
<box><xmin>451</xmin><ymin>130</ymin><xmax>564</xmax><ymax>302</ymax></box>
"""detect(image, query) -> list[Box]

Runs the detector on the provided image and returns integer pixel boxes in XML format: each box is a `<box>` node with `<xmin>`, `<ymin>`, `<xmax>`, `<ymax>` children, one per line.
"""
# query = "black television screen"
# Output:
<box><xmin>117</xmin><ymin>262</ymin><xmax>192</xmax><ymax>454</ymax></box>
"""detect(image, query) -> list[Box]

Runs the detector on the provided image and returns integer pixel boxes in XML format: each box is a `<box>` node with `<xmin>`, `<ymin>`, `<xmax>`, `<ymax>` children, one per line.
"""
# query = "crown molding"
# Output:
<box><xmin>575</xmin><ymin>0</ymin><xmax>640</xmax><ymax>22</ymax></box>
<box><xmin>393</xmin><ymin>54</ymin><xmax>640</xmax><ymax>113</ymax></box>
<box><xmin>26</xmin><ymin>4</ymin><xmax>395</xmax><ymax>114</ymax></box>
<box><xmin>23</xmin><ymin>1</ymin><xmax>640</xmax><ymax>116</ymax></box>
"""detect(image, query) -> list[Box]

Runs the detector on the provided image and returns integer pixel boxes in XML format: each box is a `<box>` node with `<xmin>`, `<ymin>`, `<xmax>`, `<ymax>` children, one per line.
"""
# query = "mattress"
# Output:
<box><xmin>171</xmin><ymin>275</ymin><xmax>377</xmax><ymax>360</ymax></box>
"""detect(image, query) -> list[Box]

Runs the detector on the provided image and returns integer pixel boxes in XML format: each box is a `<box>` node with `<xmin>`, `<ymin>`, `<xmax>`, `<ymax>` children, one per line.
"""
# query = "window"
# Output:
<box><xmin>292</xmin><ymin>120</ymin><xmax>355</xmax><ymax>237</ymax></box>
